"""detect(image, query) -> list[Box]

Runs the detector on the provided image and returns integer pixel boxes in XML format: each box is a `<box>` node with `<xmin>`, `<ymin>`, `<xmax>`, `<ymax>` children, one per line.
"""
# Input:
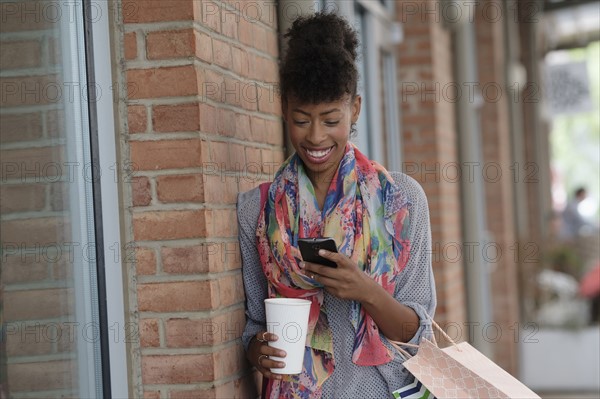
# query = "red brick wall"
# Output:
<box><xmin>474</xmin><ymin>0</ymin><xmax>519</xmax><ymax>374</ymax></box>
<box><xmin>114</xmin><ymin>0</ymin><xmax>284</xmax><ymax>396</ymax></box>
<box><xmin>0</xmin><ymin>1</ymin><xmax>78</xmax><ymax>396</ymax></box>
<box><xmin>396</xmin><ymin>0</ymin><xmax>467</xmax><ymax>329</ymax></box>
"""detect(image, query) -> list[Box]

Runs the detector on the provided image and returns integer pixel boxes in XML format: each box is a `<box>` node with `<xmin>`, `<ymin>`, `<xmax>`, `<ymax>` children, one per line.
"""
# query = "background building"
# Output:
<box><xmin>1</xmin><ymin>0</ymin><xmax>598</xmax><ymax>398</ymax></box>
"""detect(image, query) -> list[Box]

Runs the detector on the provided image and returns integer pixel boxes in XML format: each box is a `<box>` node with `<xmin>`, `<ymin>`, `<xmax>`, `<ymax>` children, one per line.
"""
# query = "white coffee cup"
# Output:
<box><xmin>264</xmin><ymin>298</ymin><xmax>312</xmax><ymax>374</ymax></box>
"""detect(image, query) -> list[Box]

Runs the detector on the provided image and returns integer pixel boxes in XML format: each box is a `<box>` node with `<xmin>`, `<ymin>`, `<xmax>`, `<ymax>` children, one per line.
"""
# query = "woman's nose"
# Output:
<box><xmin>306</xmin><ymin>123</ymin><xmax>326</xmax><ymax>144</ymax></box>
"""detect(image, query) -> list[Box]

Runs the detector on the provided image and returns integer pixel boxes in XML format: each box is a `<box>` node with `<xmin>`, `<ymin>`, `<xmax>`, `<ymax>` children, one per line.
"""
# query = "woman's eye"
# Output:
<box><xmin>294</xmin><ymin>120</ymin><xmax>309</xmax><ymax>126</ymax></box>
<box><xmin>325</xmin><ymin>121</ymin><xmax>340</xmax><ymax>126</ymax></box>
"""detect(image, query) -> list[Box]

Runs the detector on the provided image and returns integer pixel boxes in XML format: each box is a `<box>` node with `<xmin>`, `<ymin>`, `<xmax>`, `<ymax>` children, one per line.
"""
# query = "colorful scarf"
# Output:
<box><xmin>256</xmin><ymin>143</ymin><xmax>411</xmax><ymax>398</ymax></box>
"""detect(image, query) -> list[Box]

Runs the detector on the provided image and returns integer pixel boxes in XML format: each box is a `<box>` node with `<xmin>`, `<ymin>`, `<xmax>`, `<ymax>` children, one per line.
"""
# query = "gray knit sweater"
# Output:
<box><xmin>237</xmin><ymin>172</ymin><xmax>436</xmax><ymax>398</ymax></box>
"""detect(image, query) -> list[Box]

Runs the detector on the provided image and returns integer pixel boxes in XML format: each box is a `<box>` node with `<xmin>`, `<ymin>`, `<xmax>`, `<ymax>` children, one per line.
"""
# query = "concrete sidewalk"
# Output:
<box><xmin>538</xmin><ymin>392</ymin><xmax>600</xmax><ymax>399</ymax></box>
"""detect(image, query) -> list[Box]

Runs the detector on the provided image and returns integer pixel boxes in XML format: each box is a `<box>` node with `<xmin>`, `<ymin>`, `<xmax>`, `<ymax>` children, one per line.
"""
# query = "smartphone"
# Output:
<box><xmin>298</xmin><ymin>237</ymin><xmax>338</xmax><ymax>268</ymax></box>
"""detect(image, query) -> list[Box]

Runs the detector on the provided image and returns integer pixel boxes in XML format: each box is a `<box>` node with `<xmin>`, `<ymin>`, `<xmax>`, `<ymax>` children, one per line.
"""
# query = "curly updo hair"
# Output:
<box><xmin>279</xmin><ymin>11</ymin><xmax>360</xmax><ymax>106</ymax></box>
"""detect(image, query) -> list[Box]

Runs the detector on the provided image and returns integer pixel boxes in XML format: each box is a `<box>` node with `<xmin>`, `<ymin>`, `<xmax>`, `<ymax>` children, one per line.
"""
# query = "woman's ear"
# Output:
<box><xmin>351</xmin><ymin>95</ymin><xmax>362</xmax><ymax>123</ymax></box>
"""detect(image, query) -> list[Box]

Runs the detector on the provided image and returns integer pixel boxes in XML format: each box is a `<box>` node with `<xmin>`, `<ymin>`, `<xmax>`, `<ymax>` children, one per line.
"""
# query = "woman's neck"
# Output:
<box><xmin>307</xmin><ymin>171</ymin><xmax>334</xmax><ymax>211</ymax></box>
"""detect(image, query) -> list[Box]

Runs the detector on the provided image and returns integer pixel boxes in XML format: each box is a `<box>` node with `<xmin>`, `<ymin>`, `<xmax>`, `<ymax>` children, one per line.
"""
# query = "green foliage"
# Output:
<box><xmin>550</xmin><ymin>41</ymin><xmax>600</xmax><ymax>216</ymax></box>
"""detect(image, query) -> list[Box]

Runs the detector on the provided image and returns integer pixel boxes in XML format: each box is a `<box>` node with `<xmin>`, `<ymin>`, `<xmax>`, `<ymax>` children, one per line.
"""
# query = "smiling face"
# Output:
<box><xmin>283</xmin><ymin>94</ymin><xmax>361</xmax><ymax>190</ymax></box>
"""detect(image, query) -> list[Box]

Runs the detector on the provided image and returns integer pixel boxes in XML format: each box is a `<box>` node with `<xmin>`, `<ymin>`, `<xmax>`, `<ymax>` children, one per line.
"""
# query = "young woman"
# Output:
<box><xmin>237</xmin><ymin>11</ymin><xmax>436</xmax><ymax>398</ymax></box>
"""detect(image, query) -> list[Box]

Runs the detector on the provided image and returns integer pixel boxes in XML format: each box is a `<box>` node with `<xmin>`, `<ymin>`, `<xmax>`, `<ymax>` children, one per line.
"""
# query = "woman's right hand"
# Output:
<box><xmin>247</xmin><ymin>331</ymin><xmax>287</xmax><ymax>381</ymax></box>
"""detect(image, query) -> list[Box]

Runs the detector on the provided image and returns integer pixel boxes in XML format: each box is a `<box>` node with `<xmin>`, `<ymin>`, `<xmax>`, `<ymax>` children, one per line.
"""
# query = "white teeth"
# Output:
<box><xmin>306</xmin><ymin>147</ymin><xmax>333</xmax><ymax>158</ymax></box>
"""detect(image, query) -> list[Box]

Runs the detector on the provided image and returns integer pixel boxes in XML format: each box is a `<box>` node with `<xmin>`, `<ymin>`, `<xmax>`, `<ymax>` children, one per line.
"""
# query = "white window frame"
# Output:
<box><xmin>334</xmin><ymin>0</ymin><xmax>404</xmax><ymax>169</ymax></box>
<box><xmin>89</xmin><ymin>1</ymin><xmax>129</xmax><ymax>397</ymax></box>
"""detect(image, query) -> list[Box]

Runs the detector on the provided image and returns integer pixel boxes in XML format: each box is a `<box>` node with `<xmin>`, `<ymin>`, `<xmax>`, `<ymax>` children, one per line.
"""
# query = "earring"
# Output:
<box><xmin>350</xmin><ymin>123</ymin><xmax>357</xmax><ymax>136</ymax></box>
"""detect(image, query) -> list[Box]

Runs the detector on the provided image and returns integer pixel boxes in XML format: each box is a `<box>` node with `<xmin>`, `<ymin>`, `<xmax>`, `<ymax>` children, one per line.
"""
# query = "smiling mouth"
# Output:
<box><xmin>304</xmin><ymin>146</ymin><xmax>334</xmax><ymax>159</ymax></box>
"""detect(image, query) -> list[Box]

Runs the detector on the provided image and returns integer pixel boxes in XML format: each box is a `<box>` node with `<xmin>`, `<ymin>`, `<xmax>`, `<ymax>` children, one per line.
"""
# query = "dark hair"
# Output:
<box><xmin>575</xmin><ymin>187</ymin><xmax>586</xmax><ymax>197</ymax></box>
<box><xmin>279</xmin><ymin>11</ymin><xmax>360</xmax><ymax>105</ymax></box>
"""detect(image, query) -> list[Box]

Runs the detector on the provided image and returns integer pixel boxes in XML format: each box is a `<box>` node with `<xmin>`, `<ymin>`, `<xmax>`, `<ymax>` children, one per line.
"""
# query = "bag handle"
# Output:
<box><xmin>388</xmin><ymin>315</ymin><xmax>462</xmax><ymax>354</ymax></box>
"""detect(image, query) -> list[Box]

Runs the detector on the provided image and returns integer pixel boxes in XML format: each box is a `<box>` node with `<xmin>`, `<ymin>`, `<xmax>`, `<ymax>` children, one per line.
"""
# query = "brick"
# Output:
<box><xmin>214</xmin><ymin>343</ymin><xmax>247</xmax><ymax>380</ymax></box>
<box><xmin>228</xmin><ymin>143</ymin><xmax>246</xmax><ymax>170</ymax></box>
<box><xmin>250</xmin><ymin>116</ymin><xmax>266</xmax><ymax>143</ymax></box>
<box><xmin>235</xmin><ymin>112</ymin><xmax>251</xmax><ymax>140</ymax></box>
<box><xmin>206</xmin><ymin>208</ymin><xmax>238</xmax><ymax>238</ymax></box>
<box><xmin>128</xmin><ymin>105</ymin><xmax>147</xmax><ymax>133</ymax></box>
<box><xmin>231</xmin><ymin>46</ymin><xmax>249</xmax><ymax>78</ymax></box>
<box><xmin>206</xmin><ymin>140</ymin><xmax>230</xmax><ymax>166</ymax></box>
<box><xmin>169</xmin><ymin>374</ymin><xmax>257</xmax><ymax>399</ymax></box>
<box><xmin>201</xmin><ymin>69</ymin><xmax>224</xmax><ymax>102</ymax></box>
<box><xmin>1</xmin><ymin>255</ymin><xmax>48</xmax><ymax>284</ymax></box>
<box><xmin>199</xmin><ymin>103</ymin><xmax>217</xmax><ymax>134</ymax></box>
<box><xmin>133</xmin><ymin>210</ymin><xmax>207</xmax><ymax>241</ymax></box>
<box><xmin>238</xmin><ymin>18</ymin><xmax>254</xmax><ymax>47</ymax></box>
<box><xmin>146</xmin><ymin>29</ymin><xmax>194</xmax><ymax>60</ymax></box>
<box><xmin>212</xmin><ymin>38</ymin><xmax>232</xmax><ymax>69</ymax></box>
<box><xmin>200</xmin><ymin>0</ymin><xmax>221</xmax><ymax>33</ymax></box>
<box><xmin>140</xmin><ymin>318</ymin><xmax>160</xmax><ymax>347</ymax></box>
<box><xmin>46</xmin><ymin>109</ymin><xmax>64</xmax><ymax>138</ymax></box>
<box><xmin>0</xmin><ymin>75</ymin><xmax>59</xmax><ymax>107</ymax></box>
<box><xmin>216</xmin><ymin>107</ymin><xmax>236</xmax><ymax>136</ymax></box>
<box><xmin>129</xmin><ymin>139</ymin><xmax>203</xmax><ymax>170</ymax></box>
<box><xmin>156</xmin><ymin>174</ymin><xmax>204</xmax><ymax>203</ymax></box>
<box><xmin>0</xmin><ymin>112</ymin><xmax>43</xmax><ymax>143</ymax></box>
<box><xmin>0</xmin><ymin>1</ymin><xmax>55</xmax><ymax>32</ymax></box>
<box><xmin>221</xmin><ymin>9</ymin><xmax>238</xmax><ymax>39</ymax></box>
<box><xmin>245</xmin><ymin>146</ymin><xmax>261</xmax><ymax>167</ymax></box>
<box><xmin>240</xmin><ymin>83</ymin><xmax>259</xmax><ymax>111</ymax></box>
<box><xmin>265</xmin><ymin>118</ymin><xmax>283</xmax><ymax>146</ymax></box>
<box><xmin>127</xmin><ymin>65</ymin><xmax>198</xmax><ymax>99</ymax></box>
<box><xmin>3</xmin><ymin>288</ymin><xmax>74</xmax><ymax>321</ymax></box>
<box><xmin>202</xmin><ymin>174</ymin><xmax>238</xmax><ymax>204</ymax></box>
<box><xmin>136</xmin><ymin>247</ymin><xmax>156</xmax><ymax>275</ymax></box>
<box><xmin>152</xmin><ymin>103</ymin><xmax>199</xmax><ymax>133</ymax></box>
<box><xmin>221</xmin><ymin>76</ymin><xmax>242</xmax><ymax>107</ymax></box>
<box><xmin>131</xmin><ymin>176</ymin><xmax>152</xmax><ymax>206</ymax></box>
<box><xmin>257</xmin><ymin>84</ymin><xmax>281</xmax><ymax>116</ymax></box>
<box><xmin>0</xmin><ymin>40</ymin><xmax>41</xmax><ymax>69</ymax></box>
<box><xmin>266</xmin><ymin>30</ymin><xmax>279</xmax><ymax>57</ymax></box>
<box><xmin>165</xmin><ymin>308</ymin><xmax>245</xmax><ymax>347</ymax></box>
<box><xmin>124</xmin><ymin>32</ymin><xmax>137</xmax><ymax>60</ymax></box>
<box><xmin>194</xmin><ymin>30</ymin><xmax>213</xmax><ymax>63</ymax></box>
<box><xmin>213</xmin><ymin>241</ymin><xmax>241</xmax><ymax>271</ymax></box>
<box><xmin>6</xmin><ymin>322</ymin><xmax>54</xmax><ymax>357</ymax></box>
<box><xmin>49</xmin><ymin>181</ymin><xmax>68</xmax><ymax>211</ymax></box>
<box><xmin>142</xmin><ymin>354</ymin><xmax>213</xmax><ymax>384</ymax></box>
<box><xmin>161</xmin><ymin>245</ymin><xmax>210</xmax><ymax>274</ymax></box>
<box><xmin>52</xmin><ymin>258</ymin><xmax>73</xmax><ymax>281</ymax></box>
<box><xmin>143</xmin><ymin>391</ymin><xmax>160</xmax><ymax>399</ymax></box>
<box><xmin>214</xmin><ymin>273</ymin><xmax>244</xmax><ymax>308</ymax></box>
<box><xmin>138</xmin><ymin>281</ymin><xmax>212</xmax><ymax>312</ymax></box>
<box><xmin>0</xmin><ymin>217</ymin><xmax>69</xmax><ymax>248</ymax></box>
<box><xmin>122</xmin><ymin>0</ymin><xmax>194</xmax><ymax>23</ymax></box>
<box><xmin>0</xmin><ymin>183</ymin><xmax>45</xmax><ymax>213</ymax></box>
<box><xmin>6</xmin><ymin>360</ymin><xmax>75</xmax><ymax>392</ymax></box>
<box><xmin>252</xmin><ymin>23</ymin><xmax>268</xmax><ymax>53</ymax></box>
<box><xmin>48</xmin><ymin>36</ymin><xmax>60</xmax><ymax>66</ymax></box>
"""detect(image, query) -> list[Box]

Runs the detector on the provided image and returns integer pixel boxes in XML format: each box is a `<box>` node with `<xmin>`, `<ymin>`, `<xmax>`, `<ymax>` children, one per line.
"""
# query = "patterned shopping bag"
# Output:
<box><xmin>389</xmin><ymin>319</ymin><xmax>541</xmax><ymax>399</ymax></box>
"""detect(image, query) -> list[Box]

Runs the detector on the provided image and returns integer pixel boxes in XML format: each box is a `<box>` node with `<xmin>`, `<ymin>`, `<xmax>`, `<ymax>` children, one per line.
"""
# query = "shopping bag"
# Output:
<box><xmin>389</xmin><ymin>319</ymin><xmax>541</xmax><ymax>399</ymax></box>
<box><xmin>392</xmin><ymin>376</ymin><xmax>436</xmax><ymax>398</ymax></box>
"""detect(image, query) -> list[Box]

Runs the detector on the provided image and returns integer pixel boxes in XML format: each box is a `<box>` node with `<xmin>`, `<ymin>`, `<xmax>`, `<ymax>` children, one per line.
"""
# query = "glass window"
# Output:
<box><xmin>1</xmin><ymin>2</ymin><xmax>103</xmax><ymax>397</ymax></box>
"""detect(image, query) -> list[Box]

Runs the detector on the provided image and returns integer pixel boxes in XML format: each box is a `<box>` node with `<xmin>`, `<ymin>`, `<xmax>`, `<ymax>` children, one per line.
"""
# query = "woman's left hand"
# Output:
<box><xmin>301</xmin><ymin>250</ymin><xmax>375</xmax><ymax>302</ymax></box>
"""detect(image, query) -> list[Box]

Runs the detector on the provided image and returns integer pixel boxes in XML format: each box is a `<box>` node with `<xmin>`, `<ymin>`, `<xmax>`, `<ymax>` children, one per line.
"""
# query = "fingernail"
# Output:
<box><xmin>318</xmin><ymin>249</ymin><xmax>327</xmax><ymax>255</ymax></box>
<box><xmin>279</xmin><ymin>351</ymin><xmax>286</xmax><ymax>357</ymax></box>
<box><xmin>279</xmin><ymin>362</ymin><xmax>285</xmax><ymax>368</ymax></box>
<box><xmin>299</xmin><ymin>261</ymin><xmax>305</xmax><ymax>269</ymax></box>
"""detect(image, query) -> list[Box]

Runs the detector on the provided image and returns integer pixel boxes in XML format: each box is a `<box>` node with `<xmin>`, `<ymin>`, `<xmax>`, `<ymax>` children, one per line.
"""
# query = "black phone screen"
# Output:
<box><xmin>298</xmin><ymin>237</ymin><xmax>338</xmax><ymax>268</ymax></box>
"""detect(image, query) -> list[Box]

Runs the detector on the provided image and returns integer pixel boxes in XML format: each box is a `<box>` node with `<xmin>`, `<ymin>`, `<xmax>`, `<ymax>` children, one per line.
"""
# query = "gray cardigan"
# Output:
<box><xmin>236</xmin><ymin>172</ymin><xmax>437</xmax><ymax>398</ymax></box>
